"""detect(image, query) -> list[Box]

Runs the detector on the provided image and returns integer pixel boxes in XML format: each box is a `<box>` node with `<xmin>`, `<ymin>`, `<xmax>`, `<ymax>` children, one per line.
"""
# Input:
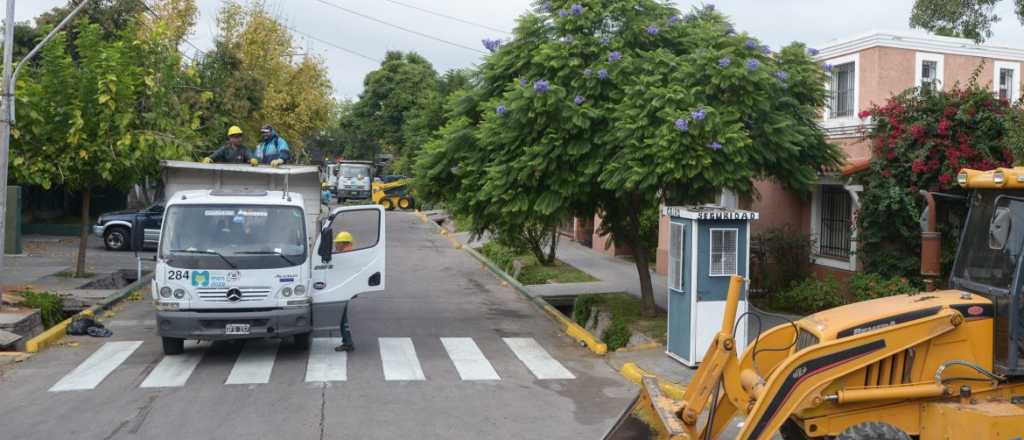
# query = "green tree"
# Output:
<box><xmin>910</xmin><ymin>0</ymin><xmax>1024</xmax><ymax>42</ymax></box>
<box><xmin>416</xmin><ymin>1</ymin><xmax>839</xmax><ymax>316</ymax></box>
<box><xmin>12</xmin><ymin>19</ymin><xmax>199</xmax><ymax>276</ymax></box>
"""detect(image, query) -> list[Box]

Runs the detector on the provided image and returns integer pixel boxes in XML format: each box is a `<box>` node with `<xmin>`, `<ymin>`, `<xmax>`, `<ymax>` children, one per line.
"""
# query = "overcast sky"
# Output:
<box><xmin>15</xmin><ymin>0</ymin><xmax>1024</xmax><ymax>99</ymax></box>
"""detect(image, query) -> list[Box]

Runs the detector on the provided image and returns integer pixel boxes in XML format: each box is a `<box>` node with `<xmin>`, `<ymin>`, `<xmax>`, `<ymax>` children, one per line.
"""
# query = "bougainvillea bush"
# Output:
<box><xmin>415</xmin><ymin>1</ymin><xmax>840</xmax><ymax>316</ymax></box>
<box><xmin>857</xmin><ymin>80</ymin><xmax>1022</xmax><ymax>279</ymax></box>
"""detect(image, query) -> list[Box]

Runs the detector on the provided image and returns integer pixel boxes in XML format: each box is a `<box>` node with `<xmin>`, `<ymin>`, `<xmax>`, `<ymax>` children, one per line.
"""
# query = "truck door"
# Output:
<box><xmin>310</xmin><ymin>205</ymin><xmax>386</xmax><ymax>332</ymax></box>
<box><xmin>142</xmin><ymin>204</ymin><xmax>164</xmax><ymax>248</ymax></box>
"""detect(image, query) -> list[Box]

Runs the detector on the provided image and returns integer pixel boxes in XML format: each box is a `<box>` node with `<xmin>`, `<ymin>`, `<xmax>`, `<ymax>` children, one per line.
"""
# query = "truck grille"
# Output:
<box><xmin>196</xmin><ymin>287</ymin><xmax>271</xmax><ymax>303</ymax></box>
<box><xmin>862</xmin><ymin>348</ymin><xmax>916</xmax><ymax>386</ymax></box>
<box><xmin>795</xmin><ymin>329</ymin><xmax>819</xmax><ymax>352</ymax></box>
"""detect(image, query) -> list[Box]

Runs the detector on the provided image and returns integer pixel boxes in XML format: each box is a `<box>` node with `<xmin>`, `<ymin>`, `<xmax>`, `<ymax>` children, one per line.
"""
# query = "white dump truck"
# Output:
<box><xmin>149</xmin><ymin>160</ymin><xmax>386</xmax><ymax>354</ymax></box>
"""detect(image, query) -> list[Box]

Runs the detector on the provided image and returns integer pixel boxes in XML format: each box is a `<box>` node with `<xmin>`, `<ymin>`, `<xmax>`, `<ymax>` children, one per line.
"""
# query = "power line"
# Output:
<box><xmin>285</xmin><ymin>25</ymin><xmax>382</xmax><ymax>64</ymax></box>
<box><xmin>310</xmin><ymin>0</ymin><xmax>487</xmax><ymax>55</ymax></box>
<box><xmin>379</xmin><ymin>0</ymin><xmax>509</xmax><ymax>35</ymax></box>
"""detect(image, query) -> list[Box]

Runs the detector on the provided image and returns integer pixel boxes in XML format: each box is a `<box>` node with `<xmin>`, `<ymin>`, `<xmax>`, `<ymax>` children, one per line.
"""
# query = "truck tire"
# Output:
<box><xmin>103</xmin><ymin>226</ymin><xmax>130</xmax><ymax>251</ymax></box>
<box><xmin>294</xmin><ymin>332</ymin><xmax>312</xmax><ymax>350</ymax></box>
<box><xmin>398</xmin><ymin>197</ymin><xmax>413</xmax><ymax>210</ymax></box>
<box><xmin>836</xmin><ymin>422</ymin><xmax>910</xmax><ymax>440</ymax></box>
<box><xmin>379</xmin><ymin>198</ymin><xmax>394</xmax><ymax>210</ymax></box>
<box><xmin>162</xmin><ymin>337</ymin><xmax>184</xmax><ymax>355</ymax></box>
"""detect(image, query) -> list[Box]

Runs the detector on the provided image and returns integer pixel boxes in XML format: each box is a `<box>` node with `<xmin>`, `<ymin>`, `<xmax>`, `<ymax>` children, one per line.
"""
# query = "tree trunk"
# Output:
<box><xmin>625</xmin><ymin>193</ymin><xmax>657</xmax><ymax>318</ymax></box>
<box><xmin>544</xmin><ymin>227</ymin><xmax>559</xmax><ymax>265</ymax></box>
<box><xmin>75</xmin><ymin>189</ymin><xmax>91</xmax><ymax>278</ymax></box>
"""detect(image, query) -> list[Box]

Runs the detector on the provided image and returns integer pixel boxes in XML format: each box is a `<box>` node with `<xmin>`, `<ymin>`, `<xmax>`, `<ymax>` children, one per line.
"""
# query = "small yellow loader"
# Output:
<box><xmin>371</xmin><ymin>177</ymin><xmax>413</xmax><ymax>210</ymax></box>
<box><xmin>605</xmin><ymin>167</ymin><xmax>1024</xmax><ymax>440</ymax></box>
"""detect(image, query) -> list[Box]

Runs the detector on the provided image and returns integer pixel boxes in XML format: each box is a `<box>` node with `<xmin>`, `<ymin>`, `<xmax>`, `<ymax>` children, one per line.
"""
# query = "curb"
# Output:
<box><xmin>619</xmin><ymin>361</ymin><xmax>687</xmax><ymax>401</ymax></box>
<box><xmin>25</xmin><ymin>272</ymin><xmax>154</xmax><ymax>353</ymax></box>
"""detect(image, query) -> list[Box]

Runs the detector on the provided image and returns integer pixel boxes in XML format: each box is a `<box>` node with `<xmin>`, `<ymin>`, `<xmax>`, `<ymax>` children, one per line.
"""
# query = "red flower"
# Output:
<box><xmin>945</xmin><ymin>149</ymin><xmax>960</xmax><ymax>164</ymax></box>
<box><xmin>938</xmin><ymin>173</ymin><xmax>952</xmax><ymax>186</ymax></box>
<box><xmin>882</xmin><ymin>169</ymin><xmax>893</xmax><ymax>178</ymax></box>
<box><xmin>858</xmin><ymin>110</ymin><xmax>871</xmax><ymax>119</ymax></box>
<box><xmin>911</xmin><ymin>160</ymin><xmax>925</xmax><ymax>174</ymax></box>
<box><xmin>911</xmin><ymin>124</ymin><xmax>925</xmax><ymax>140</ymax></box>
<box><xmin>937</xmin><ymin>119</ymin><xmax>951</xmax><ymax>135</ymax></box>
<box><xmin>886</xmin><ymin>150</ymin><xmax>897</xmax><ymax>160</ymax></box>
<box><xmin>927</xmin><ymin>159</ymin><xmax>940</xmax><ymax>171</ymax></box>
<box><xmin>944</xmin><ymin>106</ymin><xmax>957</xmax><ymax>117</ymax></box>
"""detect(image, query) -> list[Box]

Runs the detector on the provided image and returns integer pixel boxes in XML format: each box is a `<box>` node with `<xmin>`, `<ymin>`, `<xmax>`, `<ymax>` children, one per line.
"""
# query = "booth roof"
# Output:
<box><xmin>662</xmin><ymin>205</ymin><xmax>759</xmax><ymax>220</ymax></box>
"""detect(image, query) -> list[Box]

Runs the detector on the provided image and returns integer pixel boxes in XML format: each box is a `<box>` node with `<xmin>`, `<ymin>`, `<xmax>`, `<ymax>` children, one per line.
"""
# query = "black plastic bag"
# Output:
<box><xmin>66</xmin><ymin>316</ymin><xmax>112</xmax><ymax>337</ymax></box>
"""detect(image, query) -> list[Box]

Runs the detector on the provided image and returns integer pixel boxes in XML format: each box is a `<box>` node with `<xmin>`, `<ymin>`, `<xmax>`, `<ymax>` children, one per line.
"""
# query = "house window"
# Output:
<box><xmin>921</xmin><ymin>61</ymin><xmax>938</xmax><ymax>91</ymax></box>
<box><xmin>995</xmin><ymin>62</ymin><xmax>1020</xmax><ymax>102</ymax></box>
<box><xmin>669</xmin><ymin>222</ymin><xmax>685</xmax><ymax>290</ymax></box>
<box><xmin>1000</xmin><ymin>68</ymin><xmax>1016</xmax><ymax>100</ymax></box>
<box><xmin>818</xmin><ymin>186</ymin><xmax>852</xmax><ymax>259</ymax></box>
<box><xmin>829</xmin><ymin>62</ymin><xmax>856</xmax><ymax>119</ymax></box>
<box><xmin>709</xmin><ymin>228</ymin><xmax>738</xmax><ymax>276</ymax></box>
<box><xmin>915</xmin><ymin>52</ymin><xmax>943</xmax><ymax>93</ymax></box>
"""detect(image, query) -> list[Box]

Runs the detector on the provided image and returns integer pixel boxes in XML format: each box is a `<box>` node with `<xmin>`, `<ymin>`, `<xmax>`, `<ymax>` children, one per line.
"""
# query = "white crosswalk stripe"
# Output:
<box><xmin>49</xmin><ymin>337</ymin><xmax>575</xmax><ymax>390</ymax></box>
<box><xmin>225</xmin><ymin>339</ymin><xmax>280</xmax><ymax>385</ymax></box>
<box><xmin>305</xmin><ymin>338</ymin><xmax>347</xmax><ymax>382</ymax></box>
<box><xmin>141</xmin><ymin>341</ymin><xmax>206</xmax><ymax>388</ymax></box>
<box><xmin>441</xmin><ymin>337</ymin><xmax>499</xmax><ymax>380</ymax></box>
<box><xmin>50</xmin><ymin>341</ymin><xmax>143</xmax><ymax>392</ymax></box>
<box><xmin>379</xmin><ymin>337</ymin><xmax>425</xmax><ymax>381</ymax></box>
<box><xmin>503</xmin><ymin>337</ymin><xmax>575</xmax><ymax>380</ymax></box>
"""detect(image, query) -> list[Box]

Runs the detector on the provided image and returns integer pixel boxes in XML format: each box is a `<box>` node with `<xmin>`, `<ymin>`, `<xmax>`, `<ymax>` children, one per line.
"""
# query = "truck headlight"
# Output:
<box><xmin>173</xmin><ymin>289</ymin><xmax>186</xmax><ymax>299</ymax></box>
<box><xmin>993</xmin><ymin>170</ymin><xmax>1006</xmax><ymax>186</ymax></box>
<box><xmin>160</xmin><ymin>286</ymin><xmax>172</xmax><ymax>298</ymax></box>
<box><xmin>280</xmin><ymin>286</ymin><xmax>293</xmax><ymax>297</ymax></box>
<box><xmin>957</xmin><ymin>172</ymin><xmax>968</xmax><ymax>187</ymax></box>
<box><xmin>294</xmin><ymin>285</ymin><xmax>306</xmax><ymax>297</ymax></box>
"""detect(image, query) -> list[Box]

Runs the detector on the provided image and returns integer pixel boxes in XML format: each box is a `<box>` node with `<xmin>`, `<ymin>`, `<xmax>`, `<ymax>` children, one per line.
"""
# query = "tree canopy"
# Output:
<box><xmin>416</xmin><ymin>0</ymin><xmax>840</xmax><ymax>316</ymax></box>
<box><xmin>910</xmin><ymin>0</ymin><xmax>1024</xmax><ymax>42</ymax></box>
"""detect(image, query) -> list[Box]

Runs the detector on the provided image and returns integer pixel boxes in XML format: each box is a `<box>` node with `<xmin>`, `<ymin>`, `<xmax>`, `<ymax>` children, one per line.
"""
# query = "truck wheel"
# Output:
<box><xmin>162</xmin><ymin>337</ymin><xmax>184</xmax><ymax>355</ymax></box>
<box><xmin>103</xmin><ymin>226</ymin><xmax>130</xmax><ymax>251</ymax></box>
<box><xmin>294</xmin><ymin>332</ymin><xmax>312</xmax><ymax>350</ymax></box>
<box><xmin>398</xmin><ymin>197</ymin><xmax>413</xmax><ymax>210</ymax></box>
<box><xmin>836</xmin><ymin>422</ymin><xmax>910</xmax><ymax>440</ymax></box>
<box><xmin>379</xmin><ymin>198</ymin><xmax>394</xmax><ymax>210</ymax></box>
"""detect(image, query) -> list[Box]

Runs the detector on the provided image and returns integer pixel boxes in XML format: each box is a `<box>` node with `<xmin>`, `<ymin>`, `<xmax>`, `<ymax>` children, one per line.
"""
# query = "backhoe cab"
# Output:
<box><xmin>605</xmin><ymin>167</ymin><xmax>1024</xmax><ymax>440</ymax></box>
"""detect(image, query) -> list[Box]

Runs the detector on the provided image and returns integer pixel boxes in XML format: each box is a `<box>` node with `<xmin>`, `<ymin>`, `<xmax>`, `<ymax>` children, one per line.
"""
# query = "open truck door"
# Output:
<box><xmin>311</xmin><ymin>205</ymin><xmax>386</xmax><ymax>333</ymax></box>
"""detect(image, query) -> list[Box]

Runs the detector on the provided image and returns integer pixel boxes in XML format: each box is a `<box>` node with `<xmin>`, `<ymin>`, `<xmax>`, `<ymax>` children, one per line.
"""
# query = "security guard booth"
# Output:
<box><xmin>663</xmin><ymin>205</ymin><xmax>757</xmax><ymax>366</ymax></box>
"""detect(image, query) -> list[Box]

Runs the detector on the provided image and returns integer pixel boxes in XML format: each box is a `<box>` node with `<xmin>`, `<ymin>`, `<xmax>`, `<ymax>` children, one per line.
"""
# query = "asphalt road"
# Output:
<box><xmin>0</xmin><ymin>212</ymin><xmax>635</xmax><ymax>440</ymax></box>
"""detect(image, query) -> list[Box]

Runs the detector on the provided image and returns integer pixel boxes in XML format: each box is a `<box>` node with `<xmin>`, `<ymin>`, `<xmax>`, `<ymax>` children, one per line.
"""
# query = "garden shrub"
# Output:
<box><xmin>602</xmin><ymin>319</ymin><xmax>631</xmax><ymax>352</ymax></box>
<box><xmin>771</xmin><ymin>277</ymin><xmax>843</xmax><ymax>315</ymax></box>
<box><xmin>752</xmin><ymin>226</ymin><xmax>814</xmax><ymax>295</ymax></box>
<box><xmin>572</xmin><ymin>294</ymin><xmax>598</xmax><ymax>326</ymax></box>
<box><xmin>478</xmin><ymin>241</ymin><xmax>518</xmax><ymax>273</ymax></box>
<box><xmin>848</xmin><ymin>273</ymin><xmax>918</xmax><ymax>302</ymax></box>
<box><xmin>18</xmin><ymin>290</ymin><xmax>64</xmax><ymax>329</ymax></box>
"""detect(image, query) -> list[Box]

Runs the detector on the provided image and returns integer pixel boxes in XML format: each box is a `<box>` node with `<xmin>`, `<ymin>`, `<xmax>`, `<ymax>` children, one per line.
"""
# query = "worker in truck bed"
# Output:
<box><xmin>255</xmin><ymin>124</ymin><xmax>291</xmax><ymax>166</ymax></box>
<box><xmin>203</xmin><ymin>126</ymin><xmax>258</xmax><ymax>165</ymax></box>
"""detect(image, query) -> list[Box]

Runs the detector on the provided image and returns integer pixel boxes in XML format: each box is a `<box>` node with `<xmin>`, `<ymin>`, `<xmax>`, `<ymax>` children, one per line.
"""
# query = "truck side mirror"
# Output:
<box><xmin>318</xmin><ymin>228</ymin><xmax>333</xmax><ymax>263</ymax></box>
<box><xmin>130</xmin><ymin>216</ymin><xmax>145</xmax><ymax>252</ymax></box>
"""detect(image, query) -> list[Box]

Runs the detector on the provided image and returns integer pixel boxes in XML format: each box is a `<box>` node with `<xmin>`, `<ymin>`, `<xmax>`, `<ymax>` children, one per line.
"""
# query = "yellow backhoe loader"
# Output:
<box><xmin>605</xmin><ymin>167</ymin><xmax>1024</xmax><ymax>440</ymax></box>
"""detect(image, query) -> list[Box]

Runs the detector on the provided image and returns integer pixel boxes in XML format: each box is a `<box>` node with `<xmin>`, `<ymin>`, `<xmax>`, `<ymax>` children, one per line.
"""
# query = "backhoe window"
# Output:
<box><xmin>954</xmin><ymin>192</ymin><xmax>1024</xmax><ymax>290</ymax></box>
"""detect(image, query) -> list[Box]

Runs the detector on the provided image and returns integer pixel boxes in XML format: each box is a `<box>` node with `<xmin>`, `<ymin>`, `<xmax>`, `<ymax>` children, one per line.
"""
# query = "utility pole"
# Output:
<box><xmin>0</xmin><ymin>0</ymin><xmax>90</xmax><ymax>310</ymax></box>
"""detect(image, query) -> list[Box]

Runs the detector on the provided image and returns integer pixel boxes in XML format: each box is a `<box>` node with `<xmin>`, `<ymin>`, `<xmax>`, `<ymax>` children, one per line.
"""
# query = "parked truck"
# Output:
<box><xmin>149</xmin><ymin>160</ymin><xmax>386</xmax><ymax>355</ymax></box>
<box><xmin>332</xmin><ymin>160</ymin><xmax>374</xmax><ymax>203</ymax></box>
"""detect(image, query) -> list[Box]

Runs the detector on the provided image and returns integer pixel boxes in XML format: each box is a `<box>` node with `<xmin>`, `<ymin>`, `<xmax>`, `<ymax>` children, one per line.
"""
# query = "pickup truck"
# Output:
<box><xmin>93</xmin><ymin>204</ymin><xmax>164</xmax><ymax>251</ymax></box>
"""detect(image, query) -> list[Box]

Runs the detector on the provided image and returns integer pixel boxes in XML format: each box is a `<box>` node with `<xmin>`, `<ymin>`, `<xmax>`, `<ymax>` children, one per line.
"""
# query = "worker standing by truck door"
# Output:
<box><xmin>333</xmin><ymin>231</ymin><xmax>355</xmax><ymax>352</ymax></box>
<box><xmin>203</xmin><ymin>126</ymin><xmax>258</xmax><ymax>165</ymax></box>
<box><xmin>255</xmin><ymin>124</ymin><xmax>291</xmax><ymax>167</ymax></box>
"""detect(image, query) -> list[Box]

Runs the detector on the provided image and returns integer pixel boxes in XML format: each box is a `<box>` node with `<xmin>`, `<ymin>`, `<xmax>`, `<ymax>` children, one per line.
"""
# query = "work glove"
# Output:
<box><xmin>270</xmin><ymin>159</ymin><xmax>284</xmax><ymax>167</ymax></box>
<box><xmin>249</xmin><ymin>158</ymin><xmax>259</xmax><ymax>166</ymax></box>
<box><xmin>201</xmin><ymin>157</ymin><xmax>213</xmax><ymax>164</ymax></box>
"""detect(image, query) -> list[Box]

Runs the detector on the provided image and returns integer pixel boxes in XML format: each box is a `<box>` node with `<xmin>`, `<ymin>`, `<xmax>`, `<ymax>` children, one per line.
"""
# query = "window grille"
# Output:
<box><xmin>829</xmin><ymin>62</ymin><xmax>856</xmax><ymax>118</ymax></box>
<box><xmin>669</xmin><ymin>223</ymin><xmax>684</xmax><ymax>290</ymax></box>
<box><xmin>921</xmin><ymin>60</ymin><xmax>938</xmax><ymax>91</ymax></box>
<box><xmin>999</xmin><ymin>68</ymin><xmax>1015</xmax><ymax>101</ymax></box>
<box><xmin>710</xmin><ymin>229</ymin><xmax>738</xmax><ymax>276</ymax></box>
<box><xmin>819</xmin><ymin>186</ymin><xmax>852</xmax><ymax>259</ymax></box>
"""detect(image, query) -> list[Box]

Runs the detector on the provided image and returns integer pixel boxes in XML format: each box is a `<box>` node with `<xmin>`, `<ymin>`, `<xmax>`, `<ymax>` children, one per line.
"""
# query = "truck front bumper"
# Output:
<box><xmin>338</xmin><ymin>189</ymin><xmax>370</xmax><ymax>199</ymax></box>
<box><xmin>156</xmin><ymin>307</ymin><xmax>312</xmax><ymax>341</ymax></box>
<box><xmin>93</xmin><ymin>225</ymin><xmax>105</xmax><ymax>238</ymax></box>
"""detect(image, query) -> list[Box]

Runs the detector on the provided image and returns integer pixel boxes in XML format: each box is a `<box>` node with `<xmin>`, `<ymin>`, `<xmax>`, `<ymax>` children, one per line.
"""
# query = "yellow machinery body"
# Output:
<box><xmin>371</xmin><ymin>178</ymin><xmax>413</xmax><ymax>210</ymax></box>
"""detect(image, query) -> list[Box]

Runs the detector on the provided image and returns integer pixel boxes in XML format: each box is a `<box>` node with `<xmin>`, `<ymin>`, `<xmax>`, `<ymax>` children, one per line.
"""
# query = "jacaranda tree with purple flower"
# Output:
<box><xmin>415</xmin><ymin>0</ymin><xmax>839</xmax><ymax>316</ymax></box>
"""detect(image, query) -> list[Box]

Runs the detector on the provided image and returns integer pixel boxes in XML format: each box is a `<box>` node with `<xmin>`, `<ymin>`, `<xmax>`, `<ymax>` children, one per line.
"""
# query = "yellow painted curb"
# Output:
<box><xmin>619</xmin><ymin>362</ymin><xmax>687</xmax><ymax>401</ymax></box>
<box><xmin>542</xmin><ymin>303</ymin><xmax>608</xmax><ymax>355</ymax></box>
<box><xmin>25</xmin><ymin>309</ymin><xmax>94</xmax><ymax>353</ymax></box>
<box><xmin>615</xmin><ymin>341</ymin><xmax>663</xmax><ymax>353</ymax></box>
<box><xmin>414</xmin><ymin>210</ymin><xmax>429</xmax><ymax>223</ymax></box>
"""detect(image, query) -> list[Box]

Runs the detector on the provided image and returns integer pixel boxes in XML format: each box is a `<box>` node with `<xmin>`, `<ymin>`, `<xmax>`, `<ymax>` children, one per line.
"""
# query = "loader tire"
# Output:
<box><xmin>836</xmin><ymin>422</ymin><xmax>910</xmax><ymax>440</ymax></box>
<box><xmin>398</xmin><ymin>197</ymin><xmax>413</xmax><ymax>210</ymax></box>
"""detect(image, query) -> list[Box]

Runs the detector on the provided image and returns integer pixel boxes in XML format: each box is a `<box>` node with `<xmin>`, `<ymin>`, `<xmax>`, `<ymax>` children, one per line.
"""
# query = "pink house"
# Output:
<box><xmin>654</xmin><ymin>31</ymin><xmax>1024</xmax><ymax>278</ymax></box>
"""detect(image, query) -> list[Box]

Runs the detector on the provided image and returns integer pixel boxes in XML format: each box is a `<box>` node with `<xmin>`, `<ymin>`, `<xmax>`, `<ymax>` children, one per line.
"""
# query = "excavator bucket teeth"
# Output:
<box><xmin>604</xmin><ymin>377</ymin><xmax>688</xmax><ymax>440</ymax></box>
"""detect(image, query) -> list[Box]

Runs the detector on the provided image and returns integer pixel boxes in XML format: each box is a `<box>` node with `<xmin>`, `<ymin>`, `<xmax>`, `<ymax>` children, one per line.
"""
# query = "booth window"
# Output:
<box><xmin>710</xmin><ymin>228</ymin><xmax>738</xmax><ymax>276</ymax></box>
<box><xmin>669</xmin><ymin>222</ymin><xmax>685</xmax><ymax>290</ymax></box>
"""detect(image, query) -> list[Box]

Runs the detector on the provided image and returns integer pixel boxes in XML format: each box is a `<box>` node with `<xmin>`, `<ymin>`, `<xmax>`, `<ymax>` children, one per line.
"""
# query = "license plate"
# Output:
<box><xmin>225</xmin><ymin>324</ymin><xmax>250</xmax><ymax>335</ymax></box>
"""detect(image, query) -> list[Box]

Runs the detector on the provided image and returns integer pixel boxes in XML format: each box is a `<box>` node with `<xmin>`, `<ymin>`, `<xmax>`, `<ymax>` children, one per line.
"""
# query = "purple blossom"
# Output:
<box><xmin>746</xmin><ymin>58</ymin><xmax>760</xmax><ymax>71</ymax></box>
<box><xmin>597</xmin><ymin>69</ymin><xmax>608</xmax><ymax>80</ymax></box>
<box><xmin>481</xmin><ymin>38</ymin><xmax>501</xmax><ymax>53</ymax></box>
<box><xmin>583</xmin><ymin>68</ymin><xmax>593</xmax><ymax>77</ymax></box>
<box><xmin>574</xmin><ymin>95</ymin><xmax>585</xmax><ymax>105</ymax></box>
<box><xmin>822</xmin><ymin>63</ymin><xmax>833</xmax><ymax>72</ymax></box>
<box><xmin>609</xmin><ymin>51</ymin><xmax>622</xmax><ymax>62</ymax></box>
<box><xmin>646</xmin><ymin>25</ymin><xmax>659</xmax><ymax>35</ymax></box>
<box><xmin>519</xmin><ymin>78</ymin><xmax>527</xmax><ymax>86</ymax></box>
<box><xmin>675</xmin><ymin>118</ymin><xmax>689</xmax><ymax>132</ymax></box>
<box><xmin>704</xmin><ymin>4</ymin><xmax>716</xmax><ymax>12</ymax></box>
<box><xmin>668</xmin><ymin>15</ymin><xmax>680</xmax><ymax>24</ymax></box>
<box><xmin>534</xmin><ymin>80</ymin><xmax>550</xmax><ymax>93</ymax></box>
<box><xmin>599</xmin><ymin>36</ymin><xmax>610</xmax><ymax>45</ymax></box>
<box><xmin>541</xmin><ymin>1</ymin><xmax>551</xmax><ymax>12</ymax></box>
<box><xmin>496</xmin><ymin>105</ymin><xmax>507</xmax><ymax>116</ymax></box>
<box><xmin>570</xmin><ymin>4</ymin><xmax>583</xmax><ymax>15</ymax></box>
<box><xmin>761</xmin><ymin>45</ymin><xmax>772</xmax><ymax>55</ymax></box>
<box><xmin>723</xmin><ymin>25</ymin><xmax>735</xmax><ymax>36</ymax></box>
<box><xmin>774</xmin><ymin>70</ymin><xmax>789</xmax><ymax>81</ymax></box>
<box><xmin>559</xmin><ymin>9</ymin><xmax>567</xmax><ymax>17</ymax></box>
<box><xmin>708</xmin><ymin>141</ymin><xmax>722</xmax><ymax>151</ymax></box>
<box><xmin>807</xmin><ymin>47</ymin><xmax>819</xmax><ymax>56</ymax></box>
<box><xmin>745</xmin><ymin>39</ymin><xmax>758</xmax><ymax>50</ymax></box>
<box><xmin>718</xmin><ymin>57</ymin><xmax>731</xmax><ymax>68</ymax></box>
<box><xmin>691</xmin><ymin>108</ymin><xmax>706</xmax><ymax>121</ymax></box>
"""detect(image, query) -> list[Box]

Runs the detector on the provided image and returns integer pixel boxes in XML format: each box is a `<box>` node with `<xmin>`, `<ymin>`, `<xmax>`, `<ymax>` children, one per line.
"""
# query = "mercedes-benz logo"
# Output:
<box><xmin>226</xmin><ymin>288</ymin><xmax>242</xmax><ymax>302</ymax></box>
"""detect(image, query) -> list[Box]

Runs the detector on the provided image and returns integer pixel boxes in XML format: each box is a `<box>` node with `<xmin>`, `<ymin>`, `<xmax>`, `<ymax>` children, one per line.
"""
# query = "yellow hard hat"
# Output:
<box><xmin>334</xmin><ymin>231</ymin><xmax>353</xmax><ymax>243</ymax></box>
<box><xmin>227</xmin><ymin>126</ymin><xmax>243</xmax><ymax>136</ymax></box>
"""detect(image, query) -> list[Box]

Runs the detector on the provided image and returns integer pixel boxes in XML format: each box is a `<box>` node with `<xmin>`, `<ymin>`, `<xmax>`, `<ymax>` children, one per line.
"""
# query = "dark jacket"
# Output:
<box><xmin>209</xmin><ymin>144</ymin><xmax>254</xmax><ymax>164</ymax></box>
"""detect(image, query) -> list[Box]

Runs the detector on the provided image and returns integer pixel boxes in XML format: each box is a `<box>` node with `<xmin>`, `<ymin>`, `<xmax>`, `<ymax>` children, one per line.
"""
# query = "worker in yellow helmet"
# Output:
<box><xmin>332</xmin><ymin>230</ymin><xmax>356</xmax><ymax>352</ymax></box>
<box><xmin>202</xmin><ymin>126</ymin><xmax>258</xmax><ymax>165</ymax></box>
<box><xmin>333</xmin><ymin>231</ymin><xmax>354</xmax><ymax>253</ymax></box>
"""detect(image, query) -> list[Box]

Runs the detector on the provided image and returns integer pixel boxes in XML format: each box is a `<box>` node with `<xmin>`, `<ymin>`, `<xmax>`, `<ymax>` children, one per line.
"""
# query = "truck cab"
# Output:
<box><xmin>333</xmin><ymin>160</ymin><xmax>374</xmax><ymax>202</ymax></box>
<box><xmin>152</xmin><ymin>161</ymin><xmax>385</xmax><ymax>354</ymax></box>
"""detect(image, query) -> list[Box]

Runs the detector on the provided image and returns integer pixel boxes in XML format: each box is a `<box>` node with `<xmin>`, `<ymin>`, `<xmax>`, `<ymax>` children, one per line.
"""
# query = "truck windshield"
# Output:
<box><xmin>339</xmin><ymin>165</ymin><xmax>368</xmax><ymax>179</ymax></box>
<box><xmin>159</xmin><ymin>205</ymin><xmax>307</xmax><ymax>270</ymax></box>
<box><xmin>953</xmin><ymin>191</ymin><xmax>1024</xmax><ymax>290</ymax></box>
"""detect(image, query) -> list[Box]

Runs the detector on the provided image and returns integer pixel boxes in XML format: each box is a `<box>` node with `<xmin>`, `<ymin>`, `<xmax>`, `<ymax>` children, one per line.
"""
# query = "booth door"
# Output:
<box><xmin>666</xmin><ymin>221</ymin><xmax>692</xmax><ymax>363</ymax></box>
<box><xmin>694</xmin><ymin>225</ymin><xmax>748</xmax><ymax>360</ymax></box>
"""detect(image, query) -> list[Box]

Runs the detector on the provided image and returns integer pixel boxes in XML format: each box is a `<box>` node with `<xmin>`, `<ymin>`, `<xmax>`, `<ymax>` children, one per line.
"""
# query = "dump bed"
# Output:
<box><xmin>160</xmin><ymin>160</ymin><xmax>324</xmax><ymax>243</ymax></box>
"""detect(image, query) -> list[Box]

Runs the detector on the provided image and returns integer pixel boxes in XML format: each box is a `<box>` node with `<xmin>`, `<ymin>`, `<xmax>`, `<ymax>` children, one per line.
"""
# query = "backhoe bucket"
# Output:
<box><xmin>604</xmin><ymin>377</ymin><xmax>688</xmax><ymax>440</ymax></box>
